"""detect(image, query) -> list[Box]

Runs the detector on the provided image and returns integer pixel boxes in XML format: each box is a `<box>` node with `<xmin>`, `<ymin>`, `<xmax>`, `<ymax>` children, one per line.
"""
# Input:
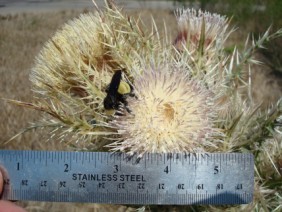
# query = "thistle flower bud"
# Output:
<box><xmin>174</xmin><ymin>8</ymin><xmax>230</xmax><ymax>53</ymax></box>
<box><xmin>108</xmin><ymin>67</ymin><xmax>221</xmax><ymax>156</ymax></box>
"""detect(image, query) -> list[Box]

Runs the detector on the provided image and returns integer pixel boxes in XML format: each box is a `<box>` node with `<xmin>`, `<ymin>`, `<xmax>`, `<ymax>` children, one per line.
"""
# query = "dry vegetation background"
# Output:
<box><xmin>0</xmin><ymin>5</ymin><xmax>282</xmax><ymax>212</ymax></box>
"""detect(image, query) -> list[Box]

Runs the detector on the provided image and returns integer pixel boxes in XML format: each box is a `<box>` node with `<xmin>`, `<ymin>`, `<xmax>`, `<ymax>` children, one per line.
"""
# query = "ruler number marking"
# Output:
<box><xmin>158</xmin><ymin>183</ymin><xmax>165</xmax><ymax>190</ymax></box>
<box><xmin>177</xmin><ymin>184</ymin><xmax>184</xmax><ymax>190</ymax></box>
<box><xmin>98</xmin><ymin>182</ymin><xmax>105</xmax><ymax>189</ymax></box>
<box><xmin>40</xmin><ymin>180</ymin><xmax>47</xmax><ymax>187</ymax></box>
<box><xmin>113</xmin><ymin>165</ymin><xmax>119</xmax><ymax>173</ymax></box>
<box><xmin>17</xmin><ymin>162</ymin><xmax>20</xmax><ymax>171</ymax></box>
<box><xmin>216</xmin><ymin>183</ymin><xmax>223</xmax><ymax>190</ymax></box>
<box><xmin>79</xmin><ymin>181</ymin><xmax>86</xmax><ymax>188</ymax></box>
<box><xmin>138</xmin><ymin>183</ymin><xmax>145</xmax><ymax>189</ymax></box>
<box><xmin>197</xmin><ymin>184</ymin><xmax>204</xmax><ymax>190</ymax></box>
<box><xmin>21</xmin><ymin>179</ymin><xmax>28</xmax><ymax>187</ymax></box>
<box><xmin>118</xmin><ymin>182</ymin><xmax>125</xmax><ymax>189</ymax></box>
<box><xmin>164</xmin><ymin>166</ymin><xmax>169</xmax><ymax>174</ymax></box>
<box><xmin>236</xmin><ymin>183</ymin><xmax>243</xmax><ymax>190</ymax></box>
<box><xmin>214</xmin><ymin>165</ymin><xmax>219</xmax><ymax>175</ymax></box>
<box><xmin>64</xmin><ymin>164</ymin><xmax>69</xmax><ymax>172</ymax></box>
<box><xmin>58</xmin><ymin>181</ymin><xmax>67</xmax><ymax>189</ymax></box>
<box><xmin>134</xmin><ymin>157</ymin><xmax>141</xmax><ymax>165</ymax></box>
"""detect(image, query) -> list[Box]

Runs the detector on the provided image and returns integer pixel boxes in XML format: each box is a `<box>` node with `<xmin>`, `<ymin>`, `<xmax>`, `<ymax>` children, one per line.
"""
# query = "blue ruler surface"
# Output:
<box><xmin>0</xmin><ymin>151</ymin><xmax>254</xmax><ymax>205</ymax></box>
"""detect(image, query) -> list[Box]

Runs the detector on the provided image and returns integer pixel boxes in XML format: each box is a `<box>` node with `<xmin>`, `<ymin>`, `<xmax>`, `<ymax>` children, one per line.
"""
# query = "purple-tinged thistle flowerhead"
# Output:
<box><xmin>174</xmin><ymin>8</ymin><xmax>229</xmax><ymax>52</ymax></box>
<box><xmin>107</xmin><ymin>67</ymin><xmax>220</xmax><ymax>157</ymax></box>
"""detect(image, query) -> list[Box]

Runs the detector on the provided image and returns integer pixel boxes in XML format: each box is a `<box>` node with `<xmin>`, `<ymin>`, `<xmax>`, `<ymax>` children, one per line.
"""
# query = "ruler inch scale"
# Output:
<box><xmin>0</xmin><ymin>150</ymin><xmax>254</xmax><ymax>205</ymax></box>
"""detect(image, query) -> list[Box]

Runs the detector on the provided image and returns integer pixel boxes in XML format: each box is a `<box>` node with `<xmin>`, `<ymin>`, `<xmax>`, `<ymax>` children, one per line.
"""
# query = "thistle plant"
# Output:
<box><xmin>8</xmin><ymin>0</ymin><xmax>282</xmax><ymax>211</ymax></box>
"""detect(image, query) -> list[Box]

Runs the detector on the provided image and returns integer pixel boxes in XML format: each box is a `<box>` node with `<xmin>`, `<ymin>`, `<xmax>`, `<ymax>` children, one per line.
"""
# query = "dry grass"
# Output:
<box><xmin>0</xmin><ymin>7</ymin><xmax>281</xmax><ymax>212</ymax></box>
<box><xmin>0</xmin><ymin>10</ymin><xmax>83</xmax><ymax>150</ymax></box>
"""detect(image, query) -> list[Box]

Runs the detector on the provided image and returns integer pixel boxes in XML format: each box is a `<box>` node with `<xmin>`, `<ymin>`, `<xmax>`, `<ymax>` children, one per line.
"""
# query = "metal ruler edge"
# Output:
<box><xmin>0</xmin><ymin>150</ymin><xmax>254</xmax><ymax>205</ymax></box>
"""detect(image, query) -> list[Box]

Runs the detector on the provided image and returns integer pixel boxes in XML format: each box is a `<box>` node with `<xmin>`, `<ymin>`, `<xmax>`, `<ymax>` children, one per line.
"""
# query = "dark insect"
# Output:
<box><xmin>103</xmin><ymin>70</ymin><xmax>133</xmax><ymax>113</ymax></box>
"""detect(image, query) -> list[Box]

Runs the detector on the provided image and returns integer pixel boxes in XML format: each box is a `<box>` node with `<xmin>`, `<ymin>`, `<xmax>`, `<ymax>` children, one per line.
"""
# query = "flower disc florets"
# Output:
<box><xmin>108</xmin><ymin>67</ymin><xmax>219</xmax><ymax>156</ymax></box>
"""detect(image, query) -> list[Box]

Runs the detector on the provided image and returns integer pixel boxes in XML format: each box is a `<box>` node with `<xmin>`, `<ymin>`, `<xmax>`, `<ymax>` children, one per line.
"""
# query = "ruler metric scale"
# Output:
<box><xmin>0</xmin><ymin>150</ymin><xmax>254</xmax><ymax>205</ymax></box>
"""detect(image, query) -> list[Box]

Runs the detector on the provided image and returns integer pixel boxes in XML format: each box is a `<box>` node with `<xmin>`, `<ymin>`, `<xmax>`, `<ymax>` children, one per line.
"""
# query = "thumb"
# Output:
<box><xmin>0</xmin><ymin>169</ymin><xmax>3</xmax><ymax>195</ymax></box>
<box><xmin>0</xmin><ymin>169</ymin><xmax>27</xmax><ymax>211</ymax></box>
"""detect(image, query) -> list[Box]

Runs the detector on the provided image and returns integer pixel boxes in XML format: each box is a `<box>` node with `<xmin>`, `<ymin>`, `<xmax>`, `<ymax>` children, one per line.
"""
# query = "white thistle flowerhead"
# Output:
<box><xmin>174</xmin><ymin>8</ymin><xmax>230</xmax><ymax>52</ymax></box>
<box><xmin>108</xmin><ymin>67</ymin><xmax>220</xmax><ymax>156</ymax></box>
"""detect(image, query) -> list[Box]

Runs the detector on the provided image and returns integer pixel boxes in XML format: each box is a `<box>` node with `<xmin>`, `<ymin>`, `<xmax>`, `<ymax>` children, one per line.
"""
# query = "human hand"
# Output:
<box><xmin>0</xmin><ymin>170</ymin><xmax>26</xmax><ymax>212</ymax></box>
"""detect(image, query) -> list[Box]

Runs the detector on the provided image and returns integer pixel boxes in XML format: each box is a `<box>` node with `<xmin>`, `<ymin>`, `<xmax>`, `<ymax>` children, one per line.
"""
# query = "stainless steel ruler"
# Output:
<box><xmin>0</xmin><ymin>150</ymin><xmax>254</xmax><ymax>205</ymax></box>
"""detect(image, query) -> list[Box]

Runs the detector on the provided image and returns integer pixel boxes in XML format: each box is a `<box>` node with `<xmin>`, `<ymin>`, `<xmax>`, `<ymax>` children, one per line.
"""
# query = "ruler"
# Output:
<box><xmin>0</xmin><ymin>150</ymin><xmax>254</xmax><ymax>205</ymax></box>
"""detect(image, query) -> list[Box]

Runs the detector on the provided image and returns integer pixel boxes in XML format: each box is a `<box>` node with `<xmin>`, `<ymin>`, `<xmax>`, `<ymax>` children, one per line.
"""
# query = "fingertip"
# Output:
<box><xmin>0</xmin><ymin>169</ymin><xmax>3</xmax><ymax>194</ymax></box>
<box><xmin>0</xmin><ymin>170</ymin><xmax>26</xmax><ymax>211</ymax></box>
<box><xmin>0</xmin><ymin>200</ymin><xmax>26</xmax><ymax>212</ymax></box>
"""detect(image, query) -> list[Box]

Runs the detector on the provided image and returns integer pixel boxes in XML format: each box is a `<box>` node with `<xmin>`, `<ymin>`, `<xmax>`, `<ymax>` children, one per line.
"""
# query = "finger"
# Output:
<box><xmin>0</xmin><ymin>169</ymin><xmax>3</xmax><ymax>194</ymax></box>
<box><xmin>0</xmin><ymin>200</ymin><xmax>26</xmax><ymax>212</ymax></box>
